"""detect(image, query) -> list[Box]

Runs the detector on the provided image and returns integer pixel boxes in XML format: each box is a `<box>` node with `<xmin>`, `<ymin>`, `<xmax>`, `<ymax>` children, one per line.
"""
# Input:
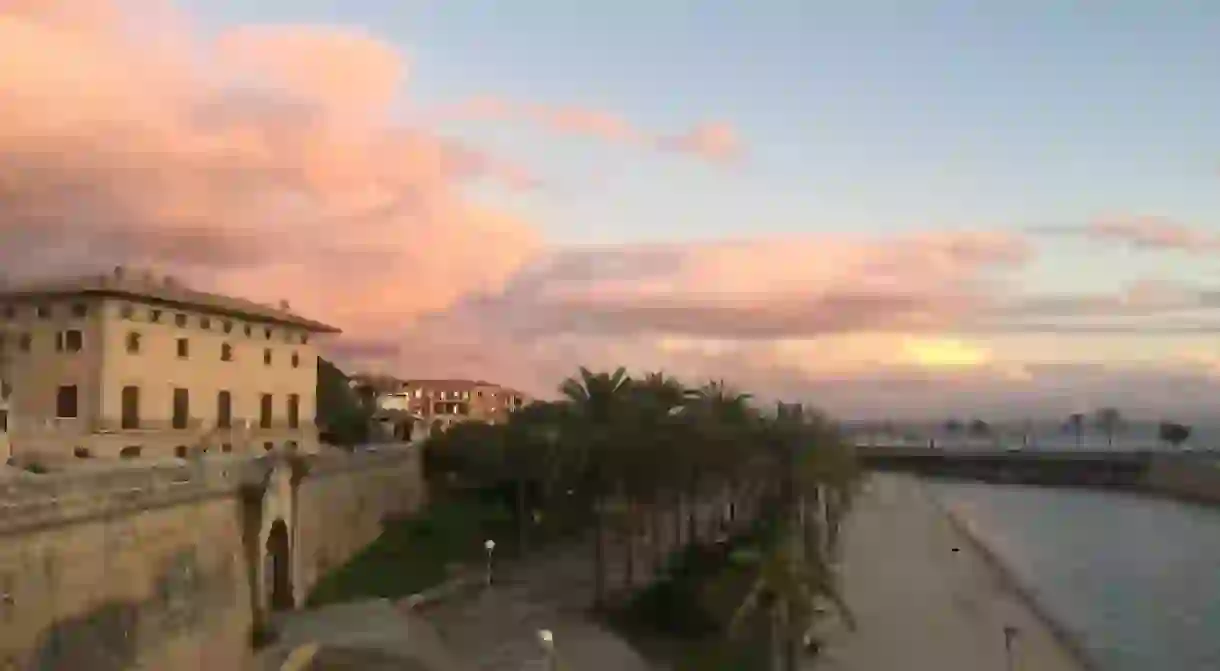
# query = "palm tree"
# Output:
<box><xmin>967</xmin><ymin>418</ymin><xmax>991</xmax><ymax>444</ymax></box>
<box><xmin>1066</xmin><ymin>412</ymin><xmax>1086</xmax><ymax>449</ymax></box>
<box><xmin>627</xmin><ymin>371</ymin><xmax>693</xmax><ymax>576</ymax></box>
<box><xmin>728</xmin><ymin>402</ymin><xmax>858</xmax><ymax>670</ymax></box>
<box><xmin>1094</xmin><ymin>407</ymin><xmax>1123</xmax><ymax>448</ymax></box>
<box><xmin>502</xmin><ymin>401</ymin><xmax>570</xmax><ymax>553</ymax></box>
<box><xmin>687</xmin><ymin>380</ymin><xmax>755</xmax><ymax>543</ymax></box>
<box><xmin>557</xmin><ymin>366</ymin><xmax>634</xmax><ymax>608</ymax></box>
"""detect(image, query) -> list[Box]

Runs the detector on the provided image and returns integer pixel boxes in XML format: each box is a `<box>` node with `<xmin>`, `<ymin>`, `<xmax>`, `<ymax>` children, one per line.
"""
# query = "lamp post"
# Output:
<box><xmin>537</xmin><ymin>629</ymin><xmax>557</xmax><ymax>671</ymax></box>
<box><xmin>402</xmin><ymin>594</ymin><xmax>424</xmax><ymax>641</ymax></box>
<box><xmin>484</xmin><ymin>539</ymin><xmax>496</xmax><ymax>587</ymax></box>
<box><xmin>1003</xmin><ymin>624</ymin><xmax>1020</xmax><ymax>671</ymax></box>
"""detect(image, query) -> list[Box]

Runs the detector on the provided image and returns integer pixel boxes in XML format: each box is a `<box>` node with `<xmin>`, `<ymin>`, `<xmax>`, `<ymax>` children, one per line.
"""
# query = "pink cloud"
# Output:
<box><xmin>427</xmin><ymin>97</ymin><xmax>744</xmax><ymax>162</ymax></box>
<box><xmin>338</xmin><ymin>231</ymin><xmax>1031</xmax><ymax>395</ymax></box>
<box><xmin>1088</xmin><ymin>215</ymin><xmax>1220</xmax><ymax>252</ymax></box>
<box><xmin>657</xmin><ymin>122</ymin><xmax>743</xmax><ymax>162</ymax></box>
<box><xmin>0</xmin><ymin>2</ymin><xmax>551</xmax><ymax>333</ymax></box>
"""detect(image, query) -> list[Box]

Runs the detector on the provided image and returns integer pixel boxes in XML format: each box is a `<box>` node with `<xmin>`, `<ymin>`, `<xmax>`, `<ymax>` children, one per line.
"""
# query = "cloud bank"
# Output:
<box><xmin>4</xmin><ymin>1</ymin><xmax>1218</xmax><ymax>420</ymax></box>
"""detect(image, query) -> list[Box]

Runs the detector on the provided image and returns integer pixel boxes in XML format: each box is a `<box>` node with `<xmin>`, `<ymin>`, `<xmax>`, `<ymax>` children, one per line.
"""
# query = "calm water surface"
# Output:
<box><xmin>930</xmin><ymin>482</ymin><xmax>1220</xmax><ymax>671</ymax></box>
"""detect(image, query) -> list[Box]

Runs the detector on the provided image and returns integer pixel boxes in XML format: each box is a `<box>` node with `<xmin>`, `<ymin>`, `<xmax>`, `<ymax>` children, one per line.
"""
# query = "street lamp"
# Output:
<box><xmin>537</xmin><ymin>629</ymin><xmax>556</xmax><ymax>671</ymax></box>
<box><xmin>1003</xmin><ymin>624</ymin><xmax>1020</xmax><ymax>671</ymax></box>
<box><xmin>402</xmin><ymin>594</ymin><xmax>424</xmax><ymax>641</ymax></box>
<box><xmin>484</xmin><ymin>539</ymin><xmax>496</xmax><ymax>587</ymax></box>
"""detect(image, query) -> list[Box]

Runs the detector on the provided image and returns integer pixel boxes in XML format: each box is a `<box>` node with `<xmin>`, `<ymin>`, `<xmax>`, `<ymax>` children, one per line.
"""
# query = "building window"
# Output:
<box><xmin>291</xmin><ymin>352</ymin><xmax>300</xmax><ymax>368</ymax></box>
<box><xmin>301</xmin><ymin>333</ymin><xmax>310</xmax><ymax>344</ymax></box>
<box><xmin>174</xmin><ymin>445</ymin><xmax>187</xmax><ymax>458</ymax></box>
<box><xmin>126</xmin><ymin>332</ymin><xmax>141</xmax><ymax>354</ymax></box>
<box><xmin>150</xmin><ymin>309</ymin><xmax>162</xmax><ymax>323</ymax></box>
<box><xmin>121</xmin><ymin>386</ymin><xmax>140</xmax><ymax>429</ymax></box>
<box><xmin>56</xmin><ymin>330</ymin><xmax>83</xmax><ymax>353</ymax></box>
<box><xmin>221</xmin><ymin>443</ymin><xmax>232</xmax><ymax>453</ymax></box>
<box><xmin>73</xmin><ymin>447</ymin><xmax>91</xmax><ymax>459</ymax></box>
<box><xmin>221</xmin><ymin>343</ymin><xmax>233</xmax><ymax>362</ymax></box>
<box><xmin>263</xmin><ymin>442</ymin><xmax>274</xmax><ymax>452</ymax></box>
<box><xmin>174</xmin><ymin>314</ymin><xmax>187</xmax><ymax>327</ymax></box>
<box><xmin>176</xmin><ymin>338</ymin><xmax>189</xmax><ymax>359</ymax></box>
<box><xmin>244</xmin><ymin>324</ymin><xmax>253</xmax><ymax>337</ymax></box>
<box><xmin>120</xmin><ymin>446</ymin><xmax>142</xmax><ymax>459</ymax></box>
<box><xmin>172</xmin><ymin>388</ymin><xmax>189</xmax><ymax>429</ymax></box>
<box><xmin>260</xmin><ymin>393</ymin><xmax>272</xmax><ymax>428</ymax></box>
<box><xmin>217</xmin><ymin>390</ymin><xmax>232</xmax><ymax>429</ymax></box>
<box><xmin>17</xmin><ymin>333</ymin><xmax>30</xmax><ymax>352</ymax></box>
<box><xmin>263</xmin><ymin>349</ymin><xmax>272</xmax><ymax>366</ymax></box>
<box><xmin>71</xmin><ymin>303</ymin><xmax>88</xmax><ymax>318</ymax></box>
<box><xmin>120</xmin><ymin>304</ymin><xmax>135</xmax><ymax>319</ymax></box>
<box><xmin>56</xmin><ymin>385</ymin><xmax>78</xmax><ymax>418</ymax></box>
<box><xmin>264</xmin><ymin>327</ymin><xmax>273</xmax><ymax>340</ymax></box>
<box><xmin>35</xmin><ymin>305</ymin><xmax>50</xmax><ymax>319</ymax></box>
<box><xmin>287</xmin><ymin>394</ymin><xmax>300</xmax><ymax>429</ymax></box>
<box><xmin>222</xmin><ymin>320</ymin><xmax>233</xmax><ymax>334</ymax></box>
<box><xmin>0</xmin><ymin>410</ymin><xmax>7</xmax><ymax>433</ymax></box>
<box><xmin>200</xmin><ymin>317</ymin><xmax>211</xmax><ymax>329</ymax></box>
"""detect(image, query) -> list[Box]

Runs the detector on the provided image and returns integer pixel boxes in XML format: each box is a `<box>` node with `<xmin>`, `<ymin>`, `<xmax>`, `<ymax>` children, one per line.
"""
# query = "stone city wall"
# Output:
<box><xmin>0</xmin><ymin>445</ymin><xmax>424</xmax><ymax>671</ymax></box>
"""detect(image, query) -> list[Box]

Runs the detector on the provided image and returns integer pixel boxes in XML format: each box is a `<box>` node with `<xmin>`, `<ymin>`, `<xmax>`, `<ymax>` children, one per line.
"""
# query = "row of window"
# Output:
<box><xmin>0</xmin><ymin>301</ymin><xmax>311</xmax><ymax>344</ymax></box>
<box><xmin>403</xmin><ymin>388</ymin><xmax>524</xmax><ymax>403</ymax></box>
<box><xmin>126</xmin><ymin>332</ymin><xmax>302</xmax><ymax>367</ymax></box>
<box><xmin>54</xmin><ymin>385</ymin><xmax>301</xmax><ymax>429</ymax></box>
<box><xmin>0</xmin><ymin>303</ymin><xmax>89</xmax><ymax>321</ymax></box>
<box><xmin>119</xmin><ymin>304</ymin><xmax>310</xmax><ymax>344</ymax></box>
<box><xmin>0</xmin><ymin>330</ymin><xmax>78</xmax><ymax>353</ymax></box>
<box><xmin>0</xmin><ymin>330</ymin><xmax>303</xmax><ymax>367</ymax></box>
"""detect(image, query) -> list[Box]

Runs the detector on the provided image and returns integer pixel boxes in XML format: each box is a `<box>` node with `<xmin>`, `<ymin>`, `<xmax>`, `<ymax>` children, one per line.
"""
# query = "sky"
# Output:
<box><xmin>4</xmin><ymin>0</ymin><xmax>1220</xmax><ymax>420</ymax></box>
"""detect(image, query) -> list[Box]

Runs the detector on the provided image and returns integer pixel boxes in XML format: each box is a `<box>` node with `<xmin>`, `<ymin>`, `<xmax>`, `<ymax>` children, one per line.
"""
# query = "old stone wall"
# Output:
<box><xmin>0</xmin><ymin>445</ymin><xmax>425</xmax><ymax>671</ymax></box>
<box><xmin>0</xmin><ymin>461</ymin><xmax>254</xmax><ymax>671</ymax></box>
<box><xmin>293</xmin><ymin>447</ymin><xmax>426</xmax><ymax>602</ymax></box>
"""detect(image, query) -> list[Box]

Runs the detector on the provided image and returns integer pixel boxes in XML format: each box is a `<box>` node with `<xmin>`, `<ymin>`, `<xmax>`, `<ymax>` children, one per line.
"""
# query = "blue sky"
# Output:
<box><xmin>190</xmin><ymin>0</ymin><xmax>1220</xmax><ymax>295</ymax></box>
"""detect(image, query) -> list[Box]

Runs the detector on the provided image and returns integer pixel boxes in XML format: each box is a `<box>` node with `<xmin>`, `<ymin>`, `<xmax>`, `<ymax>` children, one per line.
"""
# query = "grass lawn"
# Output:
<box><xmin>306</xmin><ymin>486</ymin><xmax>594</xmax><ymax>607</ymax></box>
<box><xmin>306</xmin><ymin>497</ymin><xmax>516</xmax><ymax>606</ymax></box>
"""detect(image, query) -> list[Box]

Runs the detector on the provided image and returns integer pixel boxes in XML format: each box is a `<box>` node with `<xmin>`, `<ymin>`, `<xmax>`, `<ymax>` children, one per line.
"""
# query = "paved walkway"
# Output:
<box><xmin>419</xmin><ymin>500</ymin><xmax>731</xmax><ymax>671</ymax></box>
<box><xmin>813</xmin><ymin>474</ymin><xmax>1089</xmax><ymax>671</ymax></box>
<box><xmin>420</xmin><ymin>536</ymin><xmax>662</xmax><ymax>671</ymax></box>
<box><xmin>258</xmin><ymin>599</ymin><xmax>468</xmax><ymax>671</ymax></box>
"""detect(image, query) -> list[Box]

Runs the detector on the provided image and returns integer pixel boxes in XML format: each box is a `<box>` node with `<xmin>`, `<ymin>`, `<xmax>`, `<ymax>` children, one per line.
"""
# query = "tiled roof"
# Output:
<box><xmin>0</xmin><ymin>268</ymin><xmax>340</xmax><ymax>333</ymax></box>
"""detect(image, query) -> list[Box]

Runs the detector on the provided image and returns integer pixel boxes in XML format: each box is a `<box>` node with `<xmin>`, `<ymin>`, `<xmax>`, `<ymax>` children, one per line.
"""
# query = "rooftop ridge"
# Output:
<box><xmin>0</xmin><ymin>268</ymin><xmax>340</xmax><ymax>333</ymax></box>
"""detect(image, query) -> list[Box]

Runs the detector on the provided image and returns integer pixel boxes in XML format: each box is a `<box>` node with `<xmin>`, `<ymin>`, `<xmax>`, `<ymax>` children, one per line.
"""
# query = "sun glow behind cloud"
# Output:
<box><xmin>901</xmin><ymin>337</ymin><xmax>991</xmax><ymax>368</ymax></box>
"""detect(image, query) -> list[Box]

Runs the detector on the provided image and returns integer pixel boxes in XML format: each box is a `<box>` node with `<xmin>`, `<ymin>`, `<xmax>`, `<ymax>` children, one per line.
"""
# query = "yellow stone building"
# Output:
<box><xmin>0</xmin><ymin>267</ymin><xmax>340</xmax><ymax>464</ymax></box>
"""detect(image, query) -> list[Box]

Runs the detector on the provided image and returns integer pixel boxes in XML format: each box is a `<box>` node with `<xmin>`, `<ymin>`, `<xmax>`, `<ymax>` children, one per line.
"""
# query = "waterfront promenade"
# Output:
<box><xmin>815</xmin><ymin>474</ymin><xmax>1089</xmax><ymax>670</ymax></box>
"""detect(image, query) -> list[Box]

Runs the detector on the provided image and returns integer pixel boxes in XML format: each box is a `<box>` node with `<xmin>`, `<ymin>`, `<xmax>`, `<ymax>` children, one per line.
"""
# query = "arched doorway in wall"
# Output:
<box><xmin>265</xmin><ymin>519</ymin><xmax>293</xmax><ymax>611</ymax></box>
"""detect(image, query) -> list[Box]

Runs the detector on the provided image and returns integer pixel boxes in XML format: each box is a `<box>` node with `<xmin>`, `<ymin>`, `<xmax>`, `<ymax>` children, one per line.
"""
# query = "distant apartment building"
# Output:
<box><xmin>349</xmin><ymin>375</ymin><xmax>529</xmax><ymax>433</ymax></box>
<box><xmin>0</xmin><ymin>267</ymin><xmax>340</xmax><ymax>464</ymax></box>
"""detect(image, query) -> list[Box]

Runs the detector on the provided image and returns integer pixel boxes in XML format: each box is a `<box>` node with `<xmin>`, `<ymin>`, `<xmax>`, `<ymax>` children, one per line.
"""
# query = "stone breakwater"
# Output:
<box><xmin>813</xmin><ymin>474</ymin><xmax>1088</xmax><ymax>671</ymax></box>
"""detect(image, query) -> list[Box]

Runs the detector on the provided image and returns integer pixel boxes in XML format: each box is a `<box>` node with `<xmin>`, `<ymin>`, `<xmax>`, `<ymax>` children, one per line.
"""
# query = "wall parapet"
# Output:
<box><xmin>0</xmin><ymin>459</ymin><xmax>259</xmax><ymax>536</ymax></box>
<box><xmin>0</xmin><ymin>445</ymin><xmax>420</xmax><ymax>537</ymax></box>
